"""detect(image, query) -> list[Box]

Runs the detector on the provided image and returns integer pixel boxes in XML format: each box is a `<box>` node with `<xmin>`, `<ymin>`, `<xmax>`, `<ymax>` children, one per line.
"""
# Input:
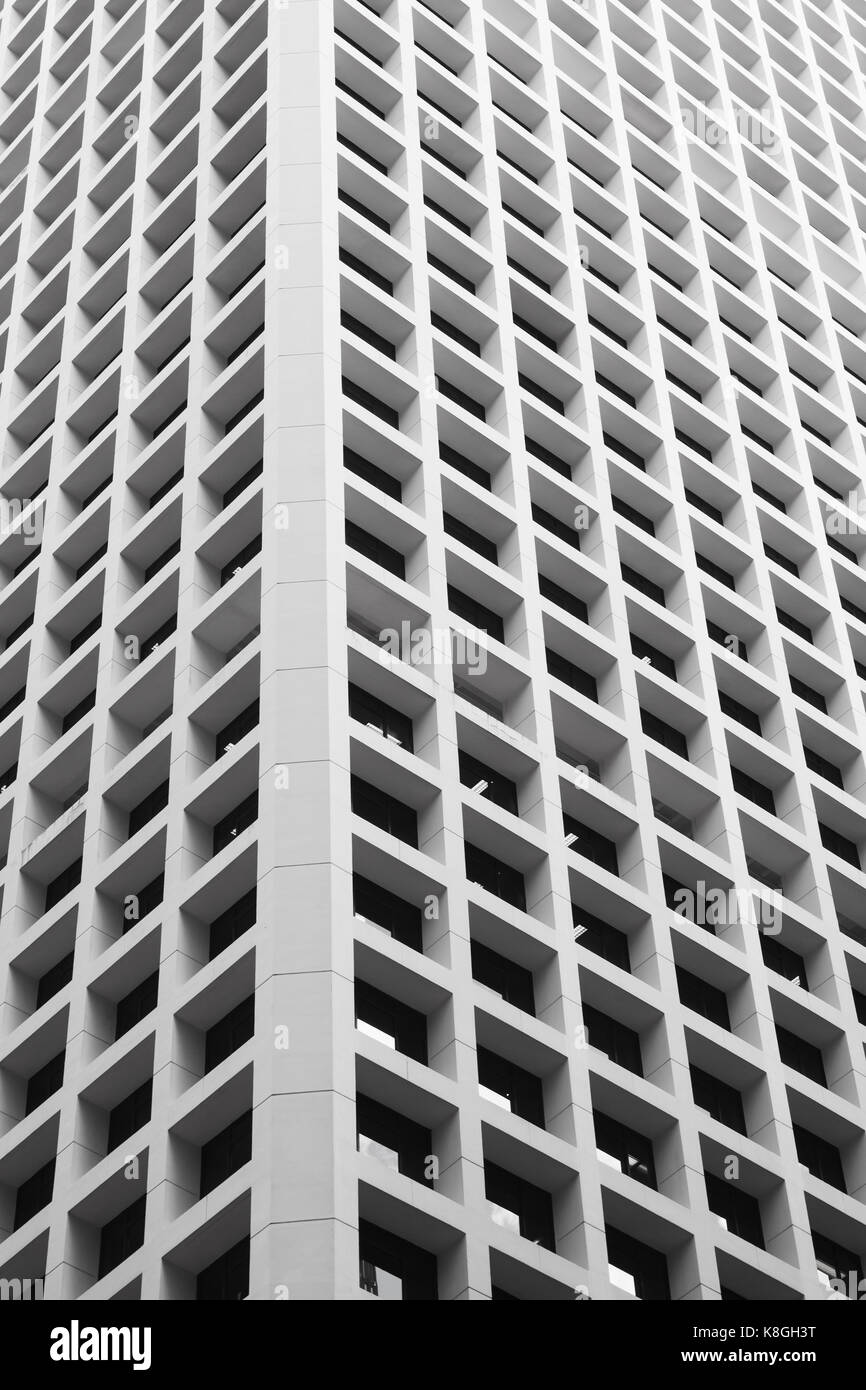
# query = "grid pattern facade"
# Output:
<box><xmin>1</xmin><ymin>0</ymin><xmax>866</xmax><ymax>1302</ymax></box>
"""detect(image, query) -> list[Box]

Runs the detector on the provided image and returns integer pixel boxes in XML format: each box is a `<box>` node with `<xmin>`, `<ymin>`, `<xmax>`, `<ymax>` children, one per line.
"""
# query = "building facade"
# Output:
<box><xmin>1</xmin><ymin>0</ymin><xmax>866</xmax><ymax>1301</ymax></box>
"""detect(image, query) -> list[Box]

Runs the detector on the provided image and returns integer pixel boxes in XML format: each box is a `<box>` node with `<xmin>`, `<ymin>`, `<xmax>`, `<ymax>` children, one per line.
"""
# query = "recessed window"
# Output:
<box><xmin>358</xmin><ymin>1220</ymin><xmax>437</xmax><ymax>1300</ymax></box>
<box><xmin>606</xmin><ymin>1226</ymin><xmax>670</xmax><ymax>1300</ymax></box>
<box><xmin>354</xmin><ymin>980</ymin><xmax>427</xmax><ymax>1063</ymax></box>
<box><xmin>689</xmin><ymin>1063</ymin><xmax>746</xmax><ymax>1135</ymax></box>
<box><xmin>484</xmin><ymin>1160</ymin><xmax>555</xmax><ymax>1251</ymax></box>
<box><xmin>352</xmin><ymin>874</ymin><xmax>423</xmax><ymax>951</ymax></box>
<box><xmin>594</xmin><ymin>1112</ymin><xmax>656</xmax><ymax>1188</ymax></box>
<box><xmin>583</xmin><ymin>1003</ymin><xmax>642</xmax><ymax>1076</ymax></box>
<box><xmin>470</xmin><ymin>940</ymin><xmax>535</xmax><ymax>1014</ymax></box>
<box><xmin>477</xmin><ymin>1046</ymin><xmax>545</xmax><ymax>1127</ymax></box>
<box><xmin>356</xmin><ymin>1095</ymin><xmax>433</xmax><ymax>1185</ymax></box>
<box><xmin>196</xmin><ymin>1237</ymin><xmax>250</xmax><ymax>1302</ymax></box>
<box><xmin>705</xmin><ymin>1172</ymin><xmax>764</xmax><ymax>1248</ymax></box>
<box><xmin>793</xmin><ymin>1123</ymin><xmax>845</xmax><ymax>1191</ymax></box>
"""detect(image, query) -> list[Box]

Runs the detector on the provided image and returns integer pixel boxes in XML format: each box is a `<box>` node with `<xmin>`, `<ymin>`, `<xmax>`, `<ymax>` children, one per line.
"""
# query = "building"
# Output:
<box><xmin>0</xmin><ymin>0</ymin><xmax>866</xmax><ymax>1302</ymax></box>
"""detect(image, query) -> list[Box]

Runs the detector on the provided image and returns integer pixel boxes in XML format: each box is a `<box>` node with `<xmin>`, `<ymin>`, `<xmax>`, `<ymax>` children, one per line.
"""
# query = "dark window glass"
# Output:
<box><xmin>200</xmin><ymin>1111</ymin><xmax>253</xmax><ymax>1198</ymax></box>
<box><xmin>344</xmin><ymin>447</ymin><xmax>401</xmax><ymax>501</ymax></box>
<box><xmin>213</xmin><ymin>792</ymin><xmax>258</xmax><ymax>853</ymax></box>
<box><xmin>437</xmin><ymin>375</ymin><xmax>486</xmax><ymax>420</ymax></box>
<box><xmin>358</xmin><ymin>1220</ymin><xmax>437</xmax><ymax>1300</ymax></box>
<box><xmin>440</xmin><ymin>442</ymin><xmax>491</xmax><ymax>489</ymax></box>
<box><xmin>603</xmin><ymin>432</ymin><xmax>645</xmax><ymax>470</ymax></box>
<box><xmin>196</xmin><ymin>1237</ymin><xmax>250</xmax><ymax>1301</ymax></box>
<box><xmin>443</xmin><ymin>513</ymin><xmax>498</xmax><ymax>564</ymax></box>
<box><xmin>477</xmin><ymin>1046</ymin><xmax>544</xmax><ymax>1127</ymax></box>
<box><xmin>340</xmin><ymin>310</ymin><xmax>396</xmax><ymax>359</ymax></box>
<box><xmin>36</xmin><ymin>952</ymin><xmax>74</xmax><ymax>1008</ymax></box>
<box><xmin>353</xmin><ymin>874</ymin><xmax>423</xmax><ymax>951</ymax></box>
<box><xmin>583</xmin><ymin>1003</ymin><xmax>642</xmax><ymax>1076</ymax></box>
<box><xmin>123</xmin><ymin>873</ymin><xmax>164</xmax><ymax>934</ymax></box>
<box><xmin>140</xmin><ymin>615</ymin><xmax>177</xmax><ymax>660</ymax></box>
<box><xmin>465</xmin><ymin>843</ymin><xmax>526</xmax><ymax>911</ymax></box>
<box><xmin>128</xmin><ymin>780</ymin><xmax>170</xmax><ymax>837</ymax></box>
<box><xmin>803</xmin><ymin>746</ymin><xmax>843</xmax><ymax>788</ymax></box>
<box><xmin>98</xmin><ymin>1196</ymin><xmax>146</xmax><ymax>1279</ymax></box>
<box><xmin>346</xmin><ymin>520</ymin><xmax>405</xmax><ymax>579</ymax></box>
<box><xmin>14</xmin><ymin>1158</ymin><xmax>55</xmax><ymax>1230</ymax></box>
<box><xmin>219</xmin><ymin>534</ymin><xmax>262</xmax><ymax>586</ymax></box>
<box><xmin>752</xmin><ymin>482</ymin><xmax>785</xmax><ymax>512</ymax></box>
<box><xmin>707</xmin><ymin>620</ymin><xmax>747</xmax><ymax>661</ymax></box>
<box><xmin>205</xmin><ymin>996</ymin><xmax>255</xmax><ymax>1073</ymax></box>
<box><xmin>812</xmin><ymin>1231</ymin><xmax>862</xmax><ymax>1291</ymax></box>
<box><xmin>350</xmin><ymin>775</ymin><xmax>418</xmax><ymax>847</ymax></box>
<box><xmin>69</xmin><ymin>614</ymin><xmax>101</xmax><ymax>653</ymax></box>
<box><xmin>621</xmin><ymin>562</ymin><xmax>665</xmax><ymax>606</ymax></box>
<box><xmin>719</xmin><ymin>691</ymin><xmax>761</xmax><ymax>735</ymax></box>
<box><xmin>564</xmin><ymin>815</ymin><xmax>619</xmax><ymax>875</ymax></box>
<box><xmin>356</xmin><ymin>1095</ymin><xmax>432</xmax><ymax>1184</ymax></box>
<box><xmin>222</xmin><ymin>461</ymin><xmax>263</xmax><ymax>508</ymax></box>
<box><xmin>696</xmin><ymin>553</ymin><xmax>736</xmax><ymax>589</ymax></box>
<box><xmin>107</xmin><ymin>1079</ymin><xmax>153</xmax><ymax>1153</ymax></box>
<box><xmin>0</xmin><ymin>686</ymin><xmax>26</xmax><ymax>722</ymax></box>
<box><xmin>776</xmin><ymin>1024</ymin><xmax>826</xmax><ymax>1086</ymax></box>
<box><xmin>531</xmin><ymin>503</ymin><xmax>580</xmax><ymax>549</ymax></box>
<box><xmin>447</xmin><ymin>585</ymin><xmax>504</xmax><ymax>643</ymax></box>
<box><xmin>705</xmin><ymin>1172</ymin><xmax>764</xmax><ymax>1248</ymax></box>
<box><xmin>596</xmin><ymin>371</ymin><xmax>635</xmax><ymax>407</ymax></box>
<box><xmin>355</xmin><ymin>979</ymin><xmax>428</xmax><ymax>1064</ymax></box>
<box><xmin>224</xmin><ymin>391</ymin><xmax>263</xmax><ymax>437</ymax></box>
<box><xmin>216</xmin><ymin>700</ymin><xmax>260</xmax><ymax>757</ymax></box>
<box><xmin>470</xmin><ymin>940</ymin><xmax>534</xmax><ymax>1014</ymax></box>
<box><xmin>631</xmin><ymin>634</ymin><xmax>676</xmax><ymax>680</ymax></box>
<box><xmin>349</xmin><ymin>684</ymin><xmax>413</xmax><ymax>751</ymax></box>
<box><xmin>594</xmin><ymin>1113</ymin><xmax>655</xmax><ymax>1188</ymax></box>
<box><xmin>61</xmin><ymin>690</ymin><xmax>96</xmax><ymax>734</ymax></box>
<box><xmin>676</xmin><ymin>966</ymin><xmax>730</xmax><ymax>1029</ymax></box>
<box><xmin>458</xmin><ymin>748</ymin><xmax>518</xmax><ymax>814</ymax></box>
<box><xmin>144</xmin><ymin>539</ymin><xmax>181</xmax><ymax>583</ymax></box>
<box><xmin>573</xmin><ymin>905</ymin><xmax>630</xmax><ymax>971</ymax></box>
<box><xmin>640</xmin><ymin>708</ymin><xmax>688</xmax><ymax>760</ymax></box>
<box><xmin>764</xmin><ymin>543</ymin><xmax>799</xmax><ymax>578</ymax></box>
<box><xmin>539</xmin><ymin>575</ymin><xmax>589</xmax><ymax>624</ymax></box>
<box><xmin>45</xmin><ymin>858</ymin><xmax>83</xmax><ymax>910</ymax></box>
<box><xmin>776</xmin><ymin>607</ymin><xmax>812</xmax><ymax>643</ymax></box>
<box><xmin>613</xmin><ymin>495</ymin><xmax>655</xmax><ymax>535</ymax></box>
<box><xmin>689</xmin><ymin>1064</ymin><xmax>746</xmax><ymax>1134</ymax></box>
<box><xmin>790</xmin><ymin>676</ymin><xmax>826</xmax><ymax>713</ymax></box>
<box><xmin>115</xmin><ymin>971</ymin><xmax>159</xmax><ymax>1040</ymax></box>
<box><xmin>424</xmin><ymin>194</ymin><xmax>469</xmax><ymax>235</ymax></box>
<box><xmin>606</xmin><ymin>1226</ymin><xmax>670</xmax><ymax>1299</ymax></box>
<box><xmin>209</xmin><ymin>889</ymin><xmax>257</xmax><ymax>960</ymax></box>
<box><xmin>545</xmin><ymin>647</ymin><xmax>598</xmax><ymax>700</ymax></box>
<box><xmin>731</xmin><ymin>767</ymin><xmax>776</xmax><ymax>815</ymax></box>
<box><xmin>818</xmin><ymin>822</ymin><xmax>859</xmax><ymax>869</ymax></box>
<box><xmin>675</xmin><ymin>428</ymin><xmax>712</xmax><ymax>462</ymax></box>
<box><xmin>742</xmin><ymin>425</ymin><xmax>774</xmax><ymax>454</ymax></box>
<box><xmin>25</xmin><ymin>1051</ymin><xmax>65</xmax><ymax>1115</ymax></box>
<box><xmin>685</xmin><ymin>489</ymin><xmax>724</xmax><ymax>525</ymax></box>
<box><xmin>793</xmin><ymin>1124</ymin><xmax>845</xmax><ymax>1192</ymax></box>
<box><xmin>760</xmin><ymin>935</ymin><xmax>807</xmax><ymax>987</ymax></box>
<box><xmin>525</xmin><ymin>435</ymin><xmax>571</xmax><ymax>479</ymax></box>
<box><xmin>340</xmin><ymin>246</ymin><xmax>393</xmax><ymax>291</ymax></box>
<box><xmin>342</xmin><ymin>375</ymin><xmax>400</xmax><ymax>428</ymax></box>
<box><xmin>484</xmin><ymin>1160</ymin><xmax>555</xmax><ymax>1251</ymax></box>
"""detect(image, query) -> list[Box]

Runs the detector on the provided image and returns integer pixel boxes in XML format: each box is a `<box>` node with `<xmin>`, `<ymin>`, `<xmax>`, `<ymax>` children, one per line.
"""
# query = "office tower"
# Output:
<box><xmin>1</xmin><ymin>0</ymin><xmax>866</xmax><ymax>1304</ymax></box>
